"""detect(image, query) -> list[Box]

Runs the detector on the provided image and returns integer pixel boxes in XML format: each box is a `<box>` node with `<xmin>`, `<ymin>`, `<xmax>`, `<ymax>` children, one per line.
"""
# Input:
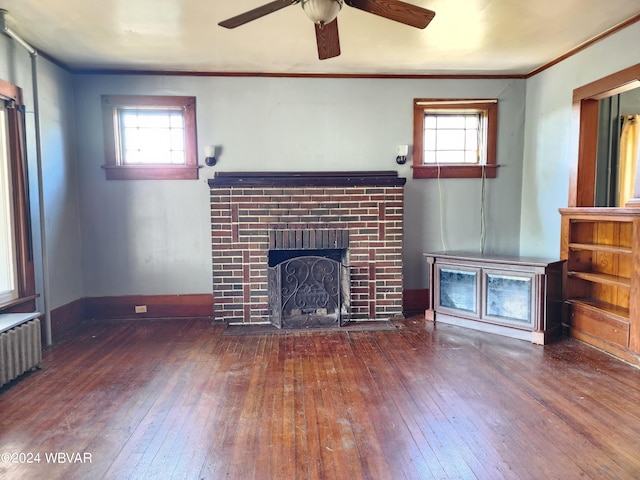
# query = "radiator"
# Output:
<box><xmin>0</xmin><ymin>318</ymin><xmax>42</xmax><ymax>387</ymax></box>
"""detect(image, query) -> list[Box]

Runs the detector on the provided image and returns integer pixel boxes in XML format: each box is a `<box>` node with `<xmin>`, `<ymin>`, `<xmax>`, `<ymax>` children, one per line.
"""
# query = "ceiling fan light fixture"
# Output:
<box><xmin>301</xmin><ymin>0</ymin><xmax>343</xmax><ymax>25</ymax></box>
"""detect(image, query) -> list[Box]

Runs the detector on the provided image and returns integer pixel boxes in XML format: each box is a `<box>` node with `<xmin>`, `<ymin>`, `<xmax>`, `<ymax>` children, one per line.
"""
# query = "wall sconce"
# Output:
<box><xmin>396</xmin><ymin>145</ymin><xmax>408</xmax><ymax>165</ymax></box>
<box><xmin>204</xmin><ymin>145</ymin><xmax>218</xmax><ymax>166</ymax></box>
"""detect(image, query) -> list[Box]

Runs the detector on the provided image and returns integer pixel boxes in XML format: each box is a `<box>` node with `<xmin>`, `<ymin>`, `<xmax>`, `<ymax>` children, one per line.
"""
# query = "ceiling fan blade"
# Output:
<box><xmin>315</xmin><ymin>19</ymin><xmax>341</xmax><ymax>60</ymax></box>
<box><xmin>219</xmin><ymin>0</ymin><xmax>298</xmax><ymax>29</ymax></box>
<box><xmin>344</xmin><ymin>0</ymin><xmax>435</xmax><ymax>29</ymax></box>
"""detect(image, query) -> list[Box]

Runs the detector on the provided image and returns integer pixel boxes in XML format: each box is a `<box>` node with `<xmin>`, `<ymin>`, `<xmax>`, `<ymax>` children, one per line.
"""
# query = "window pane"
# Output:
<box><xmin>155</xmin><ymin>151</ymin><xmax>173</xmax><ymax>164</ymax></box>
<box><xmin>0</xmin><ymin>106</ymin><xmax>18</xmax><ymax>303</ymax></box>
<box><xmin>123</xmin><ymin>128</ymin><xmax>140</xmax><ymax>150</ymax></box>
<box><xmin>119</xmin><ymin>108</ymin><xmax>186</xmax><ymax>165</ymax></box>
<box><xmin>422</xmin><ymin>111</ymin><xmax>484</xmax><ymax>165</ymax></box>
<box><xmin>124</xmin><ymin>150</ymin><xmax>141</xmax><ymax>164</ymax></box>
<box><xmin>465</xmin><ymin>115</ymin><xmax>479</xmax><ymax>129</ymax></box>
<box><xmin>424</xmin><ymin>150</ymin><xmax>436</xmax><ymax>163</ymax></box>
<box><xmin>134</xmin><ymin>111</ymin><xmax>170</xmax><ymax>128</ymax></box>
<box><xmin>464</xmin><ymin>150</ymin><xmax>479</xmax><ymax>163</ymax></box>
<box><xmin>436</xmin><ymin>129</ymin><xmax>466</xmax><ymax>149</ymax></box>
<box><xmin>170</xmin><ymin>112</ymin><xmax>183</xmax><ymax>128</ymax></box>
<box><xmin>122</xmin><ymin>113</ymin><xmax>139</xmax><ymax>127</ymax></box>
<box><xmin>465</xmin><ymin>130</ymin><xmax>478</xmax><ymax>150</ymax></box>
<box><xmin>171</xmin><ymin>130</ymin><xmax>184</xmax><ymax>151</ymax></box>
<box><xmin>171</xmin><ymin>151</ymin><xmax>185</xmax><ymax>164</ymax></box>
<box><xmin>424</xmin><ymin>129</ymin><xmax>437</xmax><ymax>149</ymax></box>
<box><xmin>437</xmin><ymin>115</ymin><xmax>466</xmax><ymax>129</ymax></box>
<box><xmin>437</xmin><ymin>150</ymin><xmax>466</xmax><ymax>163</ymax></box>
<box><xmin>139</xmin><ymin>129</ymin><xmax>169</xmax><ymax>150</ymax></box>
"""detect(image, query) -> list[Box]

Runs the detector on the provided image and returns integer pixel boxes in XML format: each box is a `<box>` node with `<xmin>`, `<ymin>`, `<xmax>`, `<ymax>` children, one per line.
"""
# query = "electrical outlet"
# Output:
<box><xmin>135</xmin><ymin>305</ymin><xmax>147</xmax><ymax>314</ymax></box>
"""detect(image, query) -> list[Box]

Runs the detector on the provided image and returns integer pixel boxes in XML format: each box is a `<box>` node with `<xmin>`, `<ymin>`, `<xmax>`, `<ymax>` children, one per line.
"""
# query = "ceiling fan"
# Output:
<box><xmin>218</xmin><ymin>0</ymin><xmax>435</xmax><ymax>60</ymax></box>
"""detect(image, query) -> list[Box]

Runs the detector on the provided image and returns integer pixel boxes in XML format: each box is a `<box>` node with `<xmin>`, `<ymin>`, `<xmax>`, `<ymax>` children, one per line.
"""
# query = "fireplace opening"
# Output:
<box><xmin>268</xmin><ymin>248</ymin><xmax>350</xmax><ymax>329</ymax></box>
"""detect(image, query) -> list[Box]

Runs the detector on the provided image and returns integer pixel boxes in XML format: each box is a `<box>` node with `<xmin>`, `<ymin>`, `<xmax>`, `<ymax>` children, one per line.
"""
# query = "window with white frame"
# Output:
<box><xmin>120</xmin><ymin>109</ymin><xmax>187</xmax><ymax>165</ymax></box>
<box><xmin>423</xmin><ymin>112</ymin><xmax>483</xmax><ymax>164</ymax></box>
<box><xmin>101</xmin><ymin>95</ymin><xmax>198</xmax><ymax>180</ymax></box>
<box><xmin>0</xmin><ymin>102</ymin><xmax>18</xmax><ymax>304</ymax></box>
<box><xmin>412</xmin><ymin>99</ymin><xmax>498</xmax><ymax>179</ymax></box>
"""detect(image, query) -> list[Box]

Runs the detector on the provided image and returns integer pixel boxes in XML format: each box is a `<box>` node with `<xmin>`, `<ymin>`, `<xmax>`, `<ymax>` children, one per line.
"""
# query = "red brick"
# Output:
<box><xmin>210</xmin><ymin>182</ymin><xmax>404</xmax><ymax>324</ymax></box>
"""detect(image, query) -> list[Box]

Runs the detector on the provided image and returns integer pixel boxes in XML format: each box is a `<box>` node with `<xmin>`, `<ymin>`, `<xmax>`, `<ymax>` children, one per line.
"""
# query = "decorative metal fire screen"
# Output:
<box><xmin>268</xmin><ymin>251</ymin><xmax>350</xmax><ymax>328</ymax></box>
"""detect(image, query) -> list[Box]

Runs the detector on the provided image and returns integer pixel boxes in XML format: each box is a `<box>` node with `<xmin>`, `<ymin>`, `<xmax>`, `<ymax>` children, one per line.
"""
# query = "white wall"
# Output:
<box><xmin>73</xmin><ymin>74</ymin><xmax>526</xmax><ymax>293</ymax></box>
<box><xmin>36</xmin><ymin>60</ymin><xmax>84</xmax><ymax>309</ymax></box>
<box><xmin>0</xmin><ymin>36</ymin><xmax>83</xmax><ymax>311</ymax></box>
<box><xmin>620</xmin><ymin>88</ymin><xmax>640</xmax><ymax>114</ymax></box>
<box><xmin>520</xmin><ymin>22</ymin><xmax>640</xmax><ymax>257</ymax></box>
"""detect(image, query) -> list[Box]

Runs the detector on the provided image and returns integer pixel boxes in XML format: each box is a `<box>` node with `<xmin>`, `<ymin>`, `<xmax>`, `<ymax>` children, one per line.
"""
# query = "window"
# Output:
<box><xmin>412</xmin><ymin>99</ymin><xmax>498</xmax><ymax>179</ymax></box>
<box><xmin>101</xmin><ymin>95</ymin><xmax>198</xmax><ymax>180</ymax></box>
<box><xmin>0</xmin><ymin>102</ymin><xmax>18</xmax><ymax>304</ymax></box>
<box><xmin>0</xmin><ymin>79</ymin><xmax>36</xmax><ymax>312</ymax></box>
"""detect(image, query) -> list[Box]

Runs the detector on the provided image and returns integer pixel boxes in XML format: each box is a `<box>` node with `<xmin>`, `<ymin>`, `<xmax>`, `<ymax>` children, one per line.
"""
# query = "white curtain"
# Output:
<box><xmin>617</xmin><ymin>114</ymin><xmax>640</xmax><ymax>207</ymax></box>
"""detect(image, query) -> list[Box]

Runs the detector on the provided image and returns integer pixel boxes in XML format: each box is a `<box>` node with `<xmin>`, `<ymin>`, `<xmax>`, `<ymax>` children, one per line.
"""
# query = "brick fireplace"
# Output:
<box><xmin>208</xmin><ymin>171</ymin><xmax>405</xmax><ymax>325</ymax></box>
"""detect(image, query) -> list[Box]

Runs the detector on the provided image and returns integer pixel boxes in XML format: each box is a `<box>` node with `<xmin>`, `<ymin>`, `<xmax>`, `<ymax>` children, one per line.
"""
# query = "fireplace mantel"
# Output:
<box><xmin>208</xmin><ymin>171</ymin><xmax>406</xmax><ymax>188</ymax></box>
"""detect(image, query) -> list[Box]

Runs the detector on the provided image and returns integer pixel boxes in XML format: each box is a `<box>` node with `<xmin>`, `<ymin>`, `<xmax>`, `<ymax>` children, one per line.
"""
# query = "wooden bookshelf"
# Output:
<box><xmin>560</xmin><ymin>208</ymin><xmax>640</xmax><ymax>365</ymax></box>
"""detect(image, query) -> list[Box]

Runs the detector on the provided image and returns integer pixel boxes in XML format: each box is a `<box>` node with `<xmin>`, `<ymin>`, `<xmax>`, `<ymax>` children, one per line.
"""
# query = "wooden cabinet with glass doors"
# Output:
<box><xmin>559</xmin><ymin>208</ymin><xmax>640</xmax><ymax>365</ymax></box>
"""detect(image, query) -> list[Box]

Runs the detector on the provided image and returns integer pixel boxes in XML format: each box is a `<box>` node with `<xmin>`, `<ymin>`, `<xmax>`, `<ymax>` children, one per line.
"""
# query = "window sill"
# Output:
<box><xmin>412</xmin><ymin>164</ymin><xmax>499</xmax><ymax>179</ymax></box>
<box><xmin>0</xmin><ymin>294</ymin><xmax>39</xmax><ymax>314</ymax></box>
<box><xmin>102</xmin><ymin>165</ymin><xmax>200</xmax><ymax>180</ymax></box>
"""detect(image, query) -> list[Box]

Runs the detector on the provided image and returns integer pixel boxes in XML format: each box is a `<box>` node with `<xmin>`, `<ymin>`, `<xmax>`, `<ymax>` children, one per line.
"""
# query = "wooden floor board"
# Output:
<box><xmin>376</xmin><ymin>334</ymin><xmax>505</xmax><ymax>480</ymax></box>
<box><xmin>2</xmin><ymin>316</ymin><xmax>640</xmax><ymax>479</ymax></box>
<box><xmin>350</xmin><ymin>333</ymin><xmax>448</xmax><ymax>480</ymax></box>
<box><xmin>475</xmin><ymin>342</ymin><xmax>640</xmax><ymax>478</ymax></box>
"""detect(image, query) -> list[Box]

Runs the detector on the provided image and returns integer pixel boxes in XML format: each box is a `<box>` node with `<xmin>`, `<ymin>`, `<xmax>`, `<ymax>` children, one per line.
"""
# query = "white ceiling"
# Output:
<box><xmin>1</xmin><ymin>0</ymin><xmax>639</xmax><ymax>76</ymax></box>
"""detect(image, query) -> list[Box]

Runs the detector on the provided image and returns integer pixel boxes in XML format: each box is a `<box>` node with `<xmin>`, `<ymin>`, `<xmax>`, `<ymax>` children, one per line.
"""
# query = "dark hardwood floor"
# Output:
<box><xmin>1</xmin><ymin>316</ymin><xmax>640</xmax><ymax>479</ymax></box>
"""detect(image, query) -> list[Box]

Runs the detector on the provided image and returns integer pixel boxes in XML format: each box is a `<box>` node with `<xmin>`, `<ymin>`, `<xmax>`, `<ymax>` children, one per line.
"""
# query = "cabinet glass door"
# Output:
<box><xmin>484</xmin><ymin>272</ymin><xmax>532</xmax><ymax>325</ymax></box>
<box><xmin>438</xmin><ymin>267</ymin><xmax>478</xmax><ymax>315</ymax></box>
